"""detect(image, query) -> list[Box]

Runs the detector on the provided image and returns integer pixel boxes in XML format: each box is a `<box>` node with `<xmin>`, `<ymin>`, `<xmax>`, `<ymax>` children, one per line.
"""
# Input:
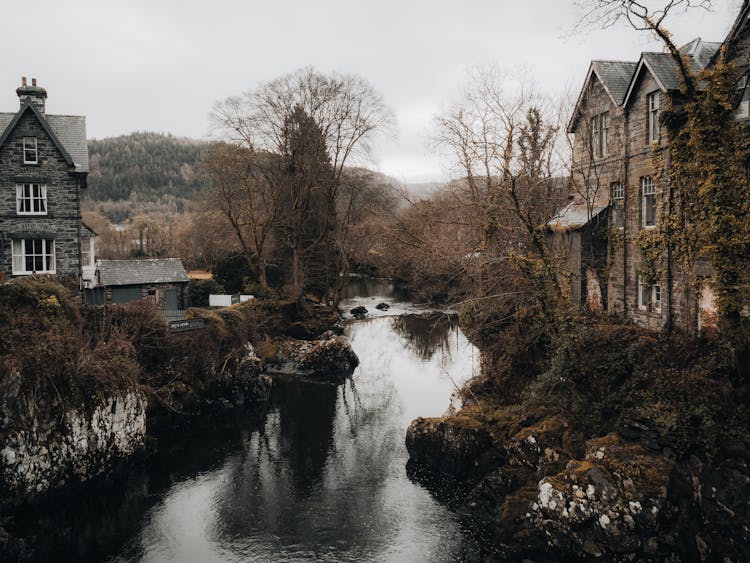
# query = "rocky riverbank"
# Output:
<box><xmin>0</xmin><ymin>279</ymin><xmax>357</xmax><ymax>511</ymax></box>
<box><xmin>406</xmin><ymin>315</ymin><xmax>750</xmax><ymax>561</ymax></box>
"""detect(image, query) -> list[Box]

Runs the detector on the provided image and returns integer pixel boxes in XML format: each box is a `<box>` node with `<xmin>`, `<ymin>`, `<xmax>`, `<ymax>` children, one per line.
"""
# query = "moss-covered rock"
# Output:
<box><xmin>405</xmin><ymin>414</ymin><xmax>504</xmax><ymax>482</ymax></box>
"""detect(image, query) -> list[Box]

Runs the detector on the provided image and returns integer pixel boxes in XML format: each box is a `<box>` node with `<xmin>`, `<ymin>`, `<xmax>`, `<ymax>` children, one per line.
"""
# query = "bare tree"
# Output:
<box><xmin>211</xmin><ymin>67</ymin><xmax>394</xmax><ymax>301</ymax></box>
<box><xmin>430</xmin><ymin>67</ymin><xmax>567</xmax><ymax>318</ymax></box>
<box><xmin>574</xmin><ymin>1</ymin><xmax>714</xmax><ymax>94</ymax></box>
<box><xmin>199</xmin><ymin>143</ymin><xmax>279</xmax><ymax>287</ymax></box>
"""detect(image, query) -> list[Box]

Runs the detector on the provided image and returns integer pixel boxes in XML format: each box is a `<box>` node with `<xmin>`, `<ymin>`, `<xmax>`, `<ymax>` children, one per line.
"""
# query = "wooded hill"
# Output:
<box><xmin>86</xmin><ymin>132</ymin><xmax>208</xmax><ymax>201</ymax></box>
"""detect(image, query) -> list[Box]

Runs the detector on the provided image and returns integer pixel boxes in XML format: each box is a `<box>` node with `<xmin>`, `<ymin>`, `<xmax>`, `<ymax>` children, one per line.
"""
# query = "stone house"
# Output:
<box><xmin>0</xmin><ymin>78</ymin><xmax>93</xmax><ymax>283</ymax></box>
<box><xmin>550</xmin><ymin>29</ymin><xmax>743</xmax><ymax>331</ymax></box>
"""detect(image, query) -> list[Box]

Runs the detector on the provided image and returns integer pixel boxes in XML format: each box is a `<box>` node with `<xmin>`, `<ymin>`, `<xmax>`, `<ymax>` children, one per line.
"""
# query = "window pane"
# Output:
<box><xmin>640</xmin><ymin>281</ymin><xmax>649</xmax><ymax>308</ymax></box>
<box><xmin>26</xmin><ymin>255</ymin><xmax>33</xmax><ymax>271</ymax></box>
<box><xmin>645</xmin><ymin>194</ymin><xmax>656</xmax><ymax>226</ymax></box>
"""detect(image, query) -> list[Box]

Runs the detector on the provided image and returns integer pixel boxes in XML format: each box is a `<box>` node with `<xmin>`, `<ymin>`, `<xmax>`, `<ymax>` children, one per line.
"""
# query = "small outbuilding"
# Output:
<box><xmin>84</xmin><ymin>258</ymin><xmax>190</xmax><ymax>311</ymax></box>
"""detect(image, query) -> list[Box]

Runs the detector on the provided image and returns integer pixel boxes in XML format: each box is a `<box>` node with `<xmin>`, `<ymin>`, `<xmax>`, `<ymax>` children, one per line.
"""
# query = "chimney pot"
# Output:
<box><xmin>21</xmin><ymin>76</ymin><xmax>27</xmax><ymax>87</ymax></box>
<box><xmin>31</xmin><ymin>78</ymin><xmax>36</xmax><ymax>87</ymax></box>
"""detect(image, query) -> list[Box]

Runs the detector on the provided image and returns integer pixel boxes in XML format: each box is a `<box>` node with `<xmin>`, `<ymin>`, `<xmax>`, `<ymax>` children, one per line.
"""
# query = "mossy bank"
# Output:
<box><xmin>406</xmin><ymin>310</ymin><xmax>750</xmax><ymax>561</ymax></box>
<box><xmin>0</xmin><ymin>278</ymin><xmax>356</xmax><ymax>511</ymax></box>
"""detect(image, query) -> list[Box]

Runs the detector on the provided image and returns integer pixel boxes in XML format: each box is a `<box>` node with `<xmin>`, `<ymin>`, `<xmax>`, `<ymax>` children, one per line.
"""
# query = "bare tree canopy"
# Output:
<box><xmin>574</xmin><ymin>0</ymin><xmax>712</xmax><ymax>32</ymax></box>
<box><xmin>211</xmin><ymin>67</ymin><xmax>394</xmax><ymax>184</ymax></box>
<box><xmin>574</xmin><ymin>1</ymin><xmax>715</xmax><ymax>94</ymax></box>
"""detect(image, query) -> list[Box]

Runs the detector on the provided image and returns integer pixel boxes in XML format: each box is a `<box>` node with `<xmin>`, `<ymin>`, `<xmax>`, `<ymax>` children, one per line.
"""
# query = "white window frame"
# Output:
<box><xmin>611</xmin><ymin>182</ymin><xmax>625</xmax><ymax>229</ymax></box>
<box><xmin>16</xmin><ymin>183</ymin><xmax>47</xmax><ymax>215</ymax></box>
<box><xmin>601</xmin><ymin>111</ymin><xmax>609</xmax><ymax>157</ymax></box>
<box><xmin>11</xmin><ymin>239</ymin><xmax>56</xmax><ymax>275</ymax></box>
<box><xmin>23</xmin><ymin>137</ymin><xmax>38</xmax><ymax>164</ymax></box>
<box><xmin>641</xmin><ymin>177</ymin><xmax>656</xmax><ymax>228</ymax></box>
<box><xmin>638</xmin><ymin>276</ymin><xmax>662</xmax><ymax>313</ymax></box>
<box><xmin>647</xmin><ymin>92</ymin><xmax>660</xmax><ymax>144</ymax></box>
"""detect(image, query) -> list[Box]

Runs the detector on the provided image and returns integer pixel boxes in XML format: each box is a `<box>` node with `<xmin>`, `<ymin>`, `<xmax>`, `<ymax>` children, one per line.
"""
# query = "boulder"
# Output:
<box><xmin>261</xmin><ymin>336</ymin><xmax>359</xmax><ymax>382</ymax></box>
<box><xmin>350</xmin><ymin>306</ymin><xmax>368</xmax><ymax>319</ymax></box>
<box><xmin>375</xmin><ymin>302</ymin><xmax>390</xmax><ymax>311</ymax></box>
<box><xmin>530</xmin><ymin>433</ymin><xmax>675</xmax><ymax>559</ymax></box>
<box><xmin>204</xmin><ymin>344</ymin><xmax>271</xmax><ymax>408</ymax></box>
<box><xmin>406</xmin><ymin>415</ymin><xmax>503</xmax><ymax>482</ymax></box>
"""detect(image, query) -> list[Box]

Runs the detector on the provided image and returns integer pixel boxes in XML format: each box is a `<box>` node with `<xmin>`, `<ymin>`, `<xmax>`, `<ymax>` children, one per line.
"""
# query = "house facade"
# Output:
<box><xmin>552</xmin><ymin>21</ymin><xmax>749</xmax><ymax>331</ymax></box>
<box><xmin>0</xmin><ymin>78</ymin><xmax>92</xmax><ymax>283</ymax></box>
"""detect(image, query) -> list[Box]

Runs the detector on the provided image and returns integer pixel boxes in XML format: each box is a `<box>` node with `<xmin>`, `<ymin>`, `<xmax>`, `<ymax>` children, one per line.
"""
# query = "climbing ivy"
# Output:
<box><xmin>658</xmin><ymin>50</ymin><xmax>750</xmax><ymax>370</ymax></box>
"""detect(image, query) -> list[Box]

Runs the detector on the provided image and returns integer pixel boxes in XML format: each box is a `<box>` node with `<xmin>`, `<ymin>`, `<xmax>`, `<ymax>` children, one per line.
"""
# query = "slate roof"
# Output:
<box><xmin>96</xmin><ymin>258</ymin><xmax>190</xmax><ymax>287</ymax></box>
<box><xmin>592</xmin><ymin>61</ymin><xmax>638</xmax><ymax>105</ymax></box>
<box><xmin>623</xmin><ymin>39</ymin><xmax>721</xmax><ymax>106</ymax></box>
<box><xmin>0</xmin><ymin>110</ymin><xmax>89</xmax><ymax>172</ymax></box>
<box><xmin>567</xmin><ymin>60</ymin><xmax>637</xmax><ymax>132</ymax></box>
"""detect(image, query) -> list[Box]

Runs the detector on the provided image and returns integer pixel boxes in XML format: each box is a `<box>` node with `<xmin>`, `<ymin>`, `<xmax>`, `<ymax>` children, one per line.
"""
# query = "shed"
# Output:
<box><xmin>85</xmin><ymin>258</ymin><xmax>190</xmax><ymax>310</ymax></box>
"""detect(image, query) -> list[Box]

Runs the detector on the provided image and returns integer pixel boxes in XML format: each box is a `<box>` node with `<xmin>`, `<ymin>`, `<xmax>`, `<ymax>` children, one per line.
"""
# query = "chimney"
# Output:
<box><xmin>16</xmin><ymin>76</ymin><xmax>47</xmax><ymax>114</ymax></box>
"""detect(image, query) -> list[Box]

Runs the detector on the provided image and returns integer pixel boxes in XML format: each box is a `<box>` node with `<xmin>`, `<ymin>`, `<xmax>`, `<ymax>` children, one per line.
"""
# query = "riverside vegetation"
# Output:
<box><xmin>0</xmin><ymin>277</ymin><xmax>356</xmax><ymax>560</ymax></box>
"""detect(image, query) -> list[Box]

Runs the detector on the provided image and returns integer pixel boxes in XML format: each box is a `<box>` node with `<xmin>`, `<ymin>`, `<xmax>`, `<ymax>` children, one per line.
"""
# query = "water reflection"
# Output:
<box><xmin>340</xmin><ymin>277</ymin><xmax>410</xmax><ymax>301</ymax></box>
<box><xmin>391</xmin><ymin>312</ymin><xmax>459</xmax><ymax>361</ymax></box>
<box><xmin>115</xmin><ymin>314</ymin><xmax>479</xmax><ymax>562</ymax></box>
<box><xmin>9</xmin><ymin>299</ymin><xmax>481</xmax><ymax>562</ymax></box>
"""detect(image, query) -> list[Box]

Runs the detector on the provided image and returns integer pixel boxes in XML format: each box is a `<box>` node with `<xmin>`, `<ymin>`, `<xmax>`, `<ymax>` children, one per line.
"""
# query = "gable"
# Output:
<box><xmin>0</xmin><ymin>102</ymin><xmax>88</xmax><ymax>172</ymax></box>
<box><xmin>568</xmin><ymin>61</ymin><xmax>636</xmax><ymax>133</ymax></box>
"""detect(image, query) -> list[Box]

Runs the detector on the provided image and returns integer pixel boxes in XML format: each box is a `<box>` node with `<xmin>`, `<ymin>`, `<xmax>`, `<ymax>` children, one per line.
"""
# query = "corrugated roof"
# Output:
<box><xmin>96</xmin><ymin>258</ymin><xmax>189</xmax><ymax>286</ymax></box>
<box><xmin>592</xmin><ymin>61</ymin><xmax>638</xmax><ymax>105</ymax></box>
<box><xmin>0</xmin><ymin>111</ymin><xmax>88</xmax><ymax>172</ymax></box>
<box><xmin>547</xmin><ymin>197</ymin><xmax>608</xmax><ymax>231</ymax></box>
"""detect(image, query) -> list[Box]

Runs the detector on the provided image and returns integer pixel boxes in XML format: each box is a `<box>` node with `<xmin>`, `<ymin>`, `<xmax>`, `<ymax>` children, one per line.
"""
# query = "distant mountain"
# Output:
<box><xmin>403</xmin><ymin>182</ymin><xmax>445</xmax><ymax>201</ymax></box>
<box><xmin>86</xmin><ymin>132</ymin><xmax>208</xmax><ymax>201</ymax></box>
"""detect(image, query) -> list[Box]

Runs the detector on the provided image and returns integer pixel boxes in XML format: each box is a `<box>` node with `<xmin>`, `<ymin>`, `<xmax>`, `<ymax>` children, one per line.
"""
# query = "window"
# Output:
<box><xmin>611</xmin><ymin>182</ymin><xmax>625</xmax><ymax>229</ymax></box>
<box><xmin>11</xmin><ymin>239</ymin><xmax>55</xmax><ymax>275</ymax></box>
<box><xmin>736</xmin><ymin>75</ymin><xmax>749</xmax><ymax>119</ymax></box>
<box><xmin>647</xmin><ymin>92</ymin><xmax>660</xmax><ymax>144</ymax></box>
<box><xmin>641</xmin><ymin>177</ymin><xmax>656</xmax><ymax>228</ymax></box>
<box><xmin>590</xmin><ymin>116</ymin><xmax>599</xmax><ymax>157</ymax></box>
<box><xmin>23</xmin><ymin>137</ymin><xmax>38</xmax><ymax>164</ymax></box>
<box><xmin>638</xmin><ymin>276</ymin><xmax>662</xmax><ymax>313</ymax></box>
<box><xmin>589</xmin><ymin>112</ymin><xmax>609</xmax><ymax>158</ymax></box>
<box><xmin>16</xmin><ymin>183</ymin><xmax>47</xmax><ymax>215</ymax></box>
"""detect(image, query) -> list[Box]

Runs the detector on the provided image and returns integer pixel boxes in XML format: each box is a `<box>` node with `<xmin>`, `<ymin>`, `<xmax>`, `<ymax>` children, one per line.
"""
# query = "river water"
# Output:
<box><xmin>13</xmin><ymin>281</ymin><xmax>481</xmax><ymax>562</ymax></box>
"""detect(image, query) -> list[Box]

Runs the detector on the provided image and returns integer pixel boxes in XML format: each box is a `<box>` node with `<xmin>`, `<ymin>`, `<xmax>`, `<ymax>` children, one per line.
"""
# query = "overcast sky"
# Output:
<box><xmin>0</xmin><ymin>0</ymin><xmax>744</xmax><ymax>183</ymax></box>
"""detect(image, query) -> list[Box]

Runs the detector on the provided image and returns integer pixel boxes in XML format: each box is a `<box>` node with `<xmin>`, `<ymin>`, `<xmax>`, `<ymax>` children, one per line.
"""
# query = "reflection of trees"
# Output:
<box><xmin>7</xmin><ymin>412</ymin><xmax>267</xmax><ymax>563</ymax></box>
<box><xmin>341</xmin><ymin>278</ymin><xmax>411</xmax><ymax>301</ymax></box>
<box><xmin>277</xmin><ymin>381</ymin><xmax>338</xmax><ymax>495</ymax></box>
<box><xmin>390</xmin><ymin>312</ymin><xmax>458</xmax><ymax>360</ymax></box>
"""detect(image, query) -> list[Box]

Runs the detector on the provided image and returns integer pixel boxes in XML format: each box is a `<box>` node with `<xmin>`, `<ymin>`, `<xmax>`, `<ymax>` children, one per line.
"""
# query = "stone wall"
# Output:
<box><xmin>568</xmin><ymin>74</ymin><xmax>627</xmax><ymax>310</ymax></box>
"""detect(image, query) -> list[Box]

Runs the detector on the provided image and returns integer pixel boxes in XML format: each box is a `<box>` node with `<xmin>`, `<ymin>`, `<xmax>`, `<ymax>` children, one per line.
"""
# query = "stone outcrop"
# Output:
<box><xmin>0</xmin><ymin>387</ymin><xmax>146</xmax><ymax>504</ymax></box>
<box><xmin>406</xmin><ymin>407</ymin><xmax>750</xmax><ymax>561</ymax></box>
<box><xmin>406</xmin><ymin>415</ymin><xmax>503</xmax><ymax>481</ymax></box>
<box><xmin>200</xmin><ymin>344</ymin><xmax>271</xmax><ymax>411</ymax></box>
<box><xmin>258</xmin><ymin>336</ymin><xmax>359</xmax><ymax>382</ymax></box>
<box><xmin>531</xmin><ymin>434</ymin><xmax>675</xmax><ymax>558</ymax></box>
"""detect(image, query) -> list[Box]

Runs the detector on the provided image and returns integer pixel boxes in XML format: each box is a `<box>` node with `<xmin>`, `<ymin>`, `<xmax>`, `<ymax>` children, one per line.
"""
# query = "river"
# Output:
<box><xmin>11</xmin><ymin>281</ymin><xmax>481</xmax><ymax>562</ymax></box>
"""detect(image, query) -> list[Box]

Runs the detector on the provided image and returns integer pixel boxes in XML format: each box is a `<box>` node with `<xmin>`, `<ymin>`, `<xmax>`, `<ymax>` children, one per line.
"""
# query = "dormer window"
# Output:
<box><xmin>647</xmin><ymin>92</ymin><xmax>660</xmax><ymax>144</ymax></box>
<box><xmin>16</xmin><ymin>183</ymin><xmax>47</xmax><ymax>215</ymax></box>
<box><xmin>23</xmin><ymin>137</ymin><xmax>38</xmax><ymax>164</ymax></box>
